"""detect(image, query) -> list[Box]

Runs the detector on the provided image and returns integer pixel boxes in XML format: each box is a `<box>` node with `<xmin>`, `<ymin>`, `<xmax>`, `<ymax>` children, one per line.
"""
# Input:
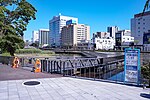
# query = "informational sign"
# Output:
<box><xmin>124</xmin><ymin>48</ymin><xmax>140</xmax><ymax>84</ymax></box>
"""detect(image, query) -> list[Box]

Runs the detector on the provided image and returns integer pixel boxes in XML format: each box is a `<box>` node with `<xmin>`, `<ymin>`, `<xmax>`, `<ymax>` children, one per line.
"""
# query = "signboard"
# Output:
<box><xmin>124</xmin><ymin>48</ymin><xmax>140</xmax><ymax>84</ymax></box>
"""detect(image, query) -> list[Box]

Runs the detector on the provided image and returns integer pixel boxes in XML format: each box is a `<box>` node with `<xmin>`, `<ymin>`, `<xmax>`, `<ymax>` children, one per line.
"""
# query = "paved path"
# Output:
<box><xmin>0</xmin><ymin>77</ymin><xmax>149</xmax><ymax>100</ymax></box>
<box><xmin>0</xmin><ymin>64</ymin><xmax>61</xmax><ymax>81</ymax></box>
<box><xmin>0</xmin><ymin>64</ymin><xmax>150</xmax><ymax>100</ymax></box>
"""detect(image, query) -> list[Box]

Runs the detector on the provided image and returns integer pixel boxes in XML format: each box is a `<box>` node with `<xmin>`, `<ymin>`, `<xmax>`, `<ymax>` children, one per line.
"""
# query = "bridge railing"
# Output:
<box><xmin>62</xmin><ymin>59</ymin><xmax>125</xmax><ymax>82</ymax></box>
<box><xmin>39</xmin><ymin>57</ymin><xmax>125</xmax><ymax>82</ymax></box>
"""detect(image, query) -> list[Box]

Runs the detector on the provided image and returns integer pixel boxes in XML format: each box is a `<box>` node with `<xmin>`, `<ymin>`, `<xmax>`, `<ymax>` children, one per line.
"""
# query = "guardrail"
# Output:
<box><xmin>0</xmin><ymin>56</ymin><xmax>14</xmax><ymax>65</ymax></box>
<box><xmin>1</xmin><ymin>55</ymin><xmax>148</xmax><ymax>86</ymax></box>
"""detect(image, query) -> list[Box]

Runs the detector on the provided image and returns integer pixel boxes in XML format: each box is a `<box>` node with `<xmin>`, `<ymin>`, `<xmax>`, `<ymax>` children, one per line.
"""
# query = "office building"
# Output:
<box><xmin>143</xmin><ymin>31</ymin><xmax>150</xmax><ymax>51</ymax></box>
<box><xmin>107</xmin><ymin>26</ymin><xmax>119</xmax><ymax>38</ymax></box>
<box><xmin>49</xmin><ymin>14</ymin><xmax>78</xmax><ymax>47</ymax></box>
<box><xmin>66</xmin><ymin>19</ymin><xmax>77</xmax><ymax>25</ymax></box>
<box><xmin>61</xmin><ymin>24</ymin><xmax>90</xmax><ymax>48</ymax></box>
<box><xmin>39</xmin><ymin>29</ymin><xmax>49</xmax><ymax>47</ymax></box>
<box><xmin>131</xmin><ymin>11</ymin><xmax>150</xmax><ymax>46</ymax></box>
<box><xmin>32</xmin><ymin>31</ymin><xmax>39</xmax><ymax>43</ymax></box>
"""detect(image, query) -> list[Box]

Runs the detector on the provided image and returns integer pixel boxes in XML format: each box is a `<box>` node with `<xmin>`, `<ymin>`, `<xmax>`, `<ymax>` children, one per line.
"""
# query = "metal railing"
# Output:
<box><xmin>0</xmin><ymin>56</ymin><xmax>14</xmax><ymax>65</ymax></box>
<box><xmin>1</xmin><ymin>55</ymin><xmax>148</xmax><ymax>86</ymax></box>
<box><xmin>39</xmin><ymin>57</ymin><xmax>125</xmax><ymax>83</ymax></box>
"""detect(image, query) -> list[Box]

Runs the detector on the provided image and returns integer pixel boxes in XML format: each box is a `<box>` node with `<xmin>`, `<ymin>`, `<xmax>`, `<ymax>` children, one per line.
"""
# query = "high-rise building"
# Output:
<box><xmin>66</xmin><ymin>19</ymin><xmax>77</xmax><ymax>25</ymax></box>
<box><xmin>61</xmin><ymin>24</ymin><xmax>90</xmax><ymax>48</ymax></box>
<box><xmin>49</xmin><ymin>14</ymin><xmax>78</xmax><ymax>47</ymax></box>
<box><xmin>39</xmin><ymin>29</ymin><xmax>49</xmax><ymax>47</ymax></box>
<box><xmin>131</xmin><ymin>11</ymin><xmax>150</xmax><ymax>45</ymax></box>
<box><xmin>32</xmin><ymin>31</ymin><xmax>39</xmax><ymax>43</ymax></box>
<box><xmin>107</xmin><ymin>26</ymin><xmax>119</xmax><ymax>38</ymax></box>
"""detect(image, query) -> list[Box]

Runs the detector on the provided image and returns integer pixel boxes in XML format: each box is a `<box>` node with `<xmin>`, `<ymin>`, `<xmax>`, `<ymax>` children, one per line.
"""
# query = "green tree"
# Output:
<box><xmin>134</xmin><ymin>40</ymin><xmax>139</xmax><ymax>48</ymax></box>
<box><xmin>143</xmin><ymin>0</ymin><xmax>150</xmax><ymax>13</ymax></box>
<box><xmin>142</xmin><ymin>0</ymin><xmax>150</xmax><ymax>87</ymax></box>
<box><xmin>141</xmin><ymin>63</ymin><xmax>150</xmax><ymax>87</ymax></box>
<box><xmin>0</xmin><ymin>0</ymin><xmax>37</xmax><ymax>56</ymax></box>
<box><xmin>30</xmin><ymin>41</ymin><xmax>39</xmax><ymax>48</ymax></box>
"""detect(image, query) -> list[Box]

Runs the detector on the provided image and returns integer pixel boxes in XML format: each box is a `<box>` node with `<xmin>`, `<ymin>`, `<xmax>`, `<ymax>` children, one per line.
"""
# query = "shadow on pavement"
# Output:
<box><xmin>140</xmin><ymin>93</ymin><xmax>150</xmax><ymax>99</ymax></box>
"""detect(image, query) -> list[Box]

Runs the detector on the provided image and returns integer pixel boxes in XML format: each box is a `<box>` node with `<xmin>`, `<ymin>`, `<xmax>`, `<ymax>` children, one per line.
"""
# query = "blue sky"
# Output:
<box><xmin>24</xmin><ymin>0</ymin><xmax>146</xmax><ymax>40</ymax></box>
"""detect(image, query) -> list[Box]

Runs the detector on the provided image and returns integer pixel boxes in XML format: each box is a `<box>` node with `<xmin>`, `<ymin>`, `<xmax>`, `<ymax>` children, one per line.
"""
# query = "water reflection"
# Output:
<box><xmin>109</xmin><ymin>71</ymin><xmax>124</xmax><ymax>82</ymax></box>
<box><xmin>96</xmin><ymin>52</ymin><xmax>124</xmax><ymax>57</ymax></box>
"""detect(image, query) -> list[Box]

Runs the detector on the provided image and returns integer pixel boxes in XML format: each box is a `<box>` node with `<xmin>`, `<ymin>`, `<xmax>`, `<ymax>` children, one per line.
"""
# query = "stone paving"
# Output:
<box><xmin>0</xmin><ymin>77</ymin><xmax>149</xmax><ymax>100</ymax></box>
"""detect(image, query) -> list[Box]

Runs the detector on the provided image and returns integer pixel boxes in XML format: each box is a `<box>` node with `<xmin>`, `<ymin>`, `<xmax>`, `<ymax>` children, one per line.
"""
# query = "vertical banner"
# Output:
<box><xmin>124</xmin><ymin>48</ymin><xmax>140</xmax><ymax>84</ymax></box>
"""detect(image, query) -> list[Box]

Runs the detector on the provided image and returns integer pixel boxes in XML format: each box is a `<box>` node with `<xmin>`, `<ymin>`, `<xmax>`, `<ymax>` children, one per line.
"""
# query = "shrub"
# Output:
<box><xmin>15</xmin><ymin>49</ymin><xmax>42</xmax><ymax>54</ymax></box>
<box><xmin>1</xmin><ymin>52</ymin><xmax>11</xmax><ymax>56</ymax></box>
<box><xmin>141</xmin><ymin>64</ymin><xmax>150</xmax><ymax>87</ymax></box>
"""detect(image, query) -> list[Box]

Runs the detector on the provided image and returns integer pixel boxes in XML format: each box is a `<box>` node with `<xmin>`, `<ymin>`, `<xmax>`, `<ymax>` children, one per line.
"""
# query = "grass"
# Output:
<box><xmin>15</xmin><ymin>49</ymin><xmax>56</xmax><ymax>57</ymax></box>
<box><xmin>1</xmin><ymin>52</ymin><xmax>11</xmax><ymax>56</ymax></box>
<box><xmin>15</xmin><ymin>49</ymin><xmax>42</xmax><ymax>54</ymax></box>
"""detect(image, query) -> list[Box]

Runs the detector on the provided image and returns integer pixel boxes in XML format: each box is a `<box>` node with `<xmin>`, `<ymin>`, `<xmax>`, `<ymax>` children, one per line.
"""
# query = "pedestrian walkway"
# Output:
<box><xmin>0</xmin><ymin>64</ymin><xmax>61</xmax><ymax>81</ymax></box>
<box><xmin>0</xmin><ymin>77</ymin><xmax>149</xmax><ymax>100</ymax></box>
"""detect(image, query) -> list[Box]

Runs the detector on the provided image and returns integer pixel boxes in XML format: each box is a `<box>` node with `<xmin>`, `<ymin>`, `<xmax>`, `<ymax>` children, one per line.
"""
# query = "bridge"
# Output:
<box><xmin>20</xmin><ymin>54</ymin><xmax>124</xmax><ymax>81</ymax></box>
<box><xmin>54</xmin><ymin>49</ymin><xmax>123</xmax><ymax>58</ymax></box>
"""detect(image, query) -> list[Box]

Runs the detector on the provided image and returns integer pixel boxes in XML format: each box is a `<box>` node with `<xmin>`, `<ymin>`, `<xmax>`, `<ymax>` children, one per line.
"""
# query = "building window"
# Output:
<box><xmin>138</xmin><ymin>22</ymin><xmax>140</xmax><ymax>24</ymax></box>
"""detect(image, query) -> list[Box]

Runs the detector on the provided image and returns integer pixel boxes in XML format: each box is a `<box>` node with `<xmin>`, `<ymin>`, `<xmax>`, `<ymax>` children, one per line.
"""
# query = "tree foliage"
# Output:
<box><xmin>141</xmin><ymin>63</ymin><xmax>150</xmax><ymax>87</ymax></box>
<box><xmin>142</xmin><ymin>0</ymin><xmax>150</xmax><ymax>87</ymax></box>
<box><xmin>30</xmin><ymin>41</ymin><xmax>39</xmax><ymax>48</ymax></box>
<box><xmin>0</xmin><ymin>0</ymin><xmax>37</xmax><ymax>56</ymax></box>
<box><xmin>143</xmin><ymin>0</ymin><xmax>150</xmax><ymax>13</ymax></box>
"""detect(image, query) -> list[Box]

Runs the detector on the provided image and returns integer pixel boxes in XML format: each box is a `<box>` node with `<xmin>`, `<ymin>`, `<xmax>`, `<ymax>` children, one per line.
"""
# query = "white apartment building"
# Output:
<box><xmin>107</xmin><ymin>26</ymin><xmax>119</xmax><ymax>38</ymax></box>
<box><xmin>116</xmin><ymin>30</ymin><xmax>134</xmax><ymax>42</ymax></box>
<box><xmin>131</xmin><ymin>11</ymin><xmax>150</xmax><ymax>46</ymax></box>
<box><xmin>93</xmin><ymin>32</ymin><xmax>110</xmax><ymax>38</ymax></box>
<box><xmin>39</xmin><ymin>29</ymin><xmax>49</xmax><ymax>47</ymax></box>
<box><xmin>49</xmin><ymin>14</ymin><xmax>78</xmax><ymax>47</ymax></box>
<box><xmin>32</xmin><ymin>31</ymin><xmax>39</xmax><ymax>43</ymax></box>
<box><xmin>61</xmin><ymin>24</ymin><xmax>90</xmax><ymax>48</ymax></box>
<box><xmin>93</xmin><ymin>37</ymin><xmax>115</xmax><ymax>50</ymax></box>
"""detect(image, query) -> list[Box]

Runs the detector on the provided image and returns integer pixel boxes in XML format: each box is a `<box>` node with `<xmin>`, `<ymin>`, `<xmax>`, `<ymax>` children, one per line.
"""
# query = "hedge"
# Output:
<box><xmin>15</xmin><ymin>49</ymin><xmax>42</xmax><ymax>54</ymax></box>
<box><xmin>15</xmin><ymin>49</ymin><xmax>55</xmax><ymax>54</ymax></box>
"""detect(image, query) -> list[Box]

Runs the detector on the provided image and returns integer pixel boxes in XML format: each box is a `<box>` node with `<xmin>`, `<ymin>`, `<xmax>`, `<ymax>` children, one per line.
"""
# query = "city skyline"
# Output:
<box><xmin>24</xmin><ymin>0</ymin><xmax>146</xmax><ymax>41</ymax></box>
